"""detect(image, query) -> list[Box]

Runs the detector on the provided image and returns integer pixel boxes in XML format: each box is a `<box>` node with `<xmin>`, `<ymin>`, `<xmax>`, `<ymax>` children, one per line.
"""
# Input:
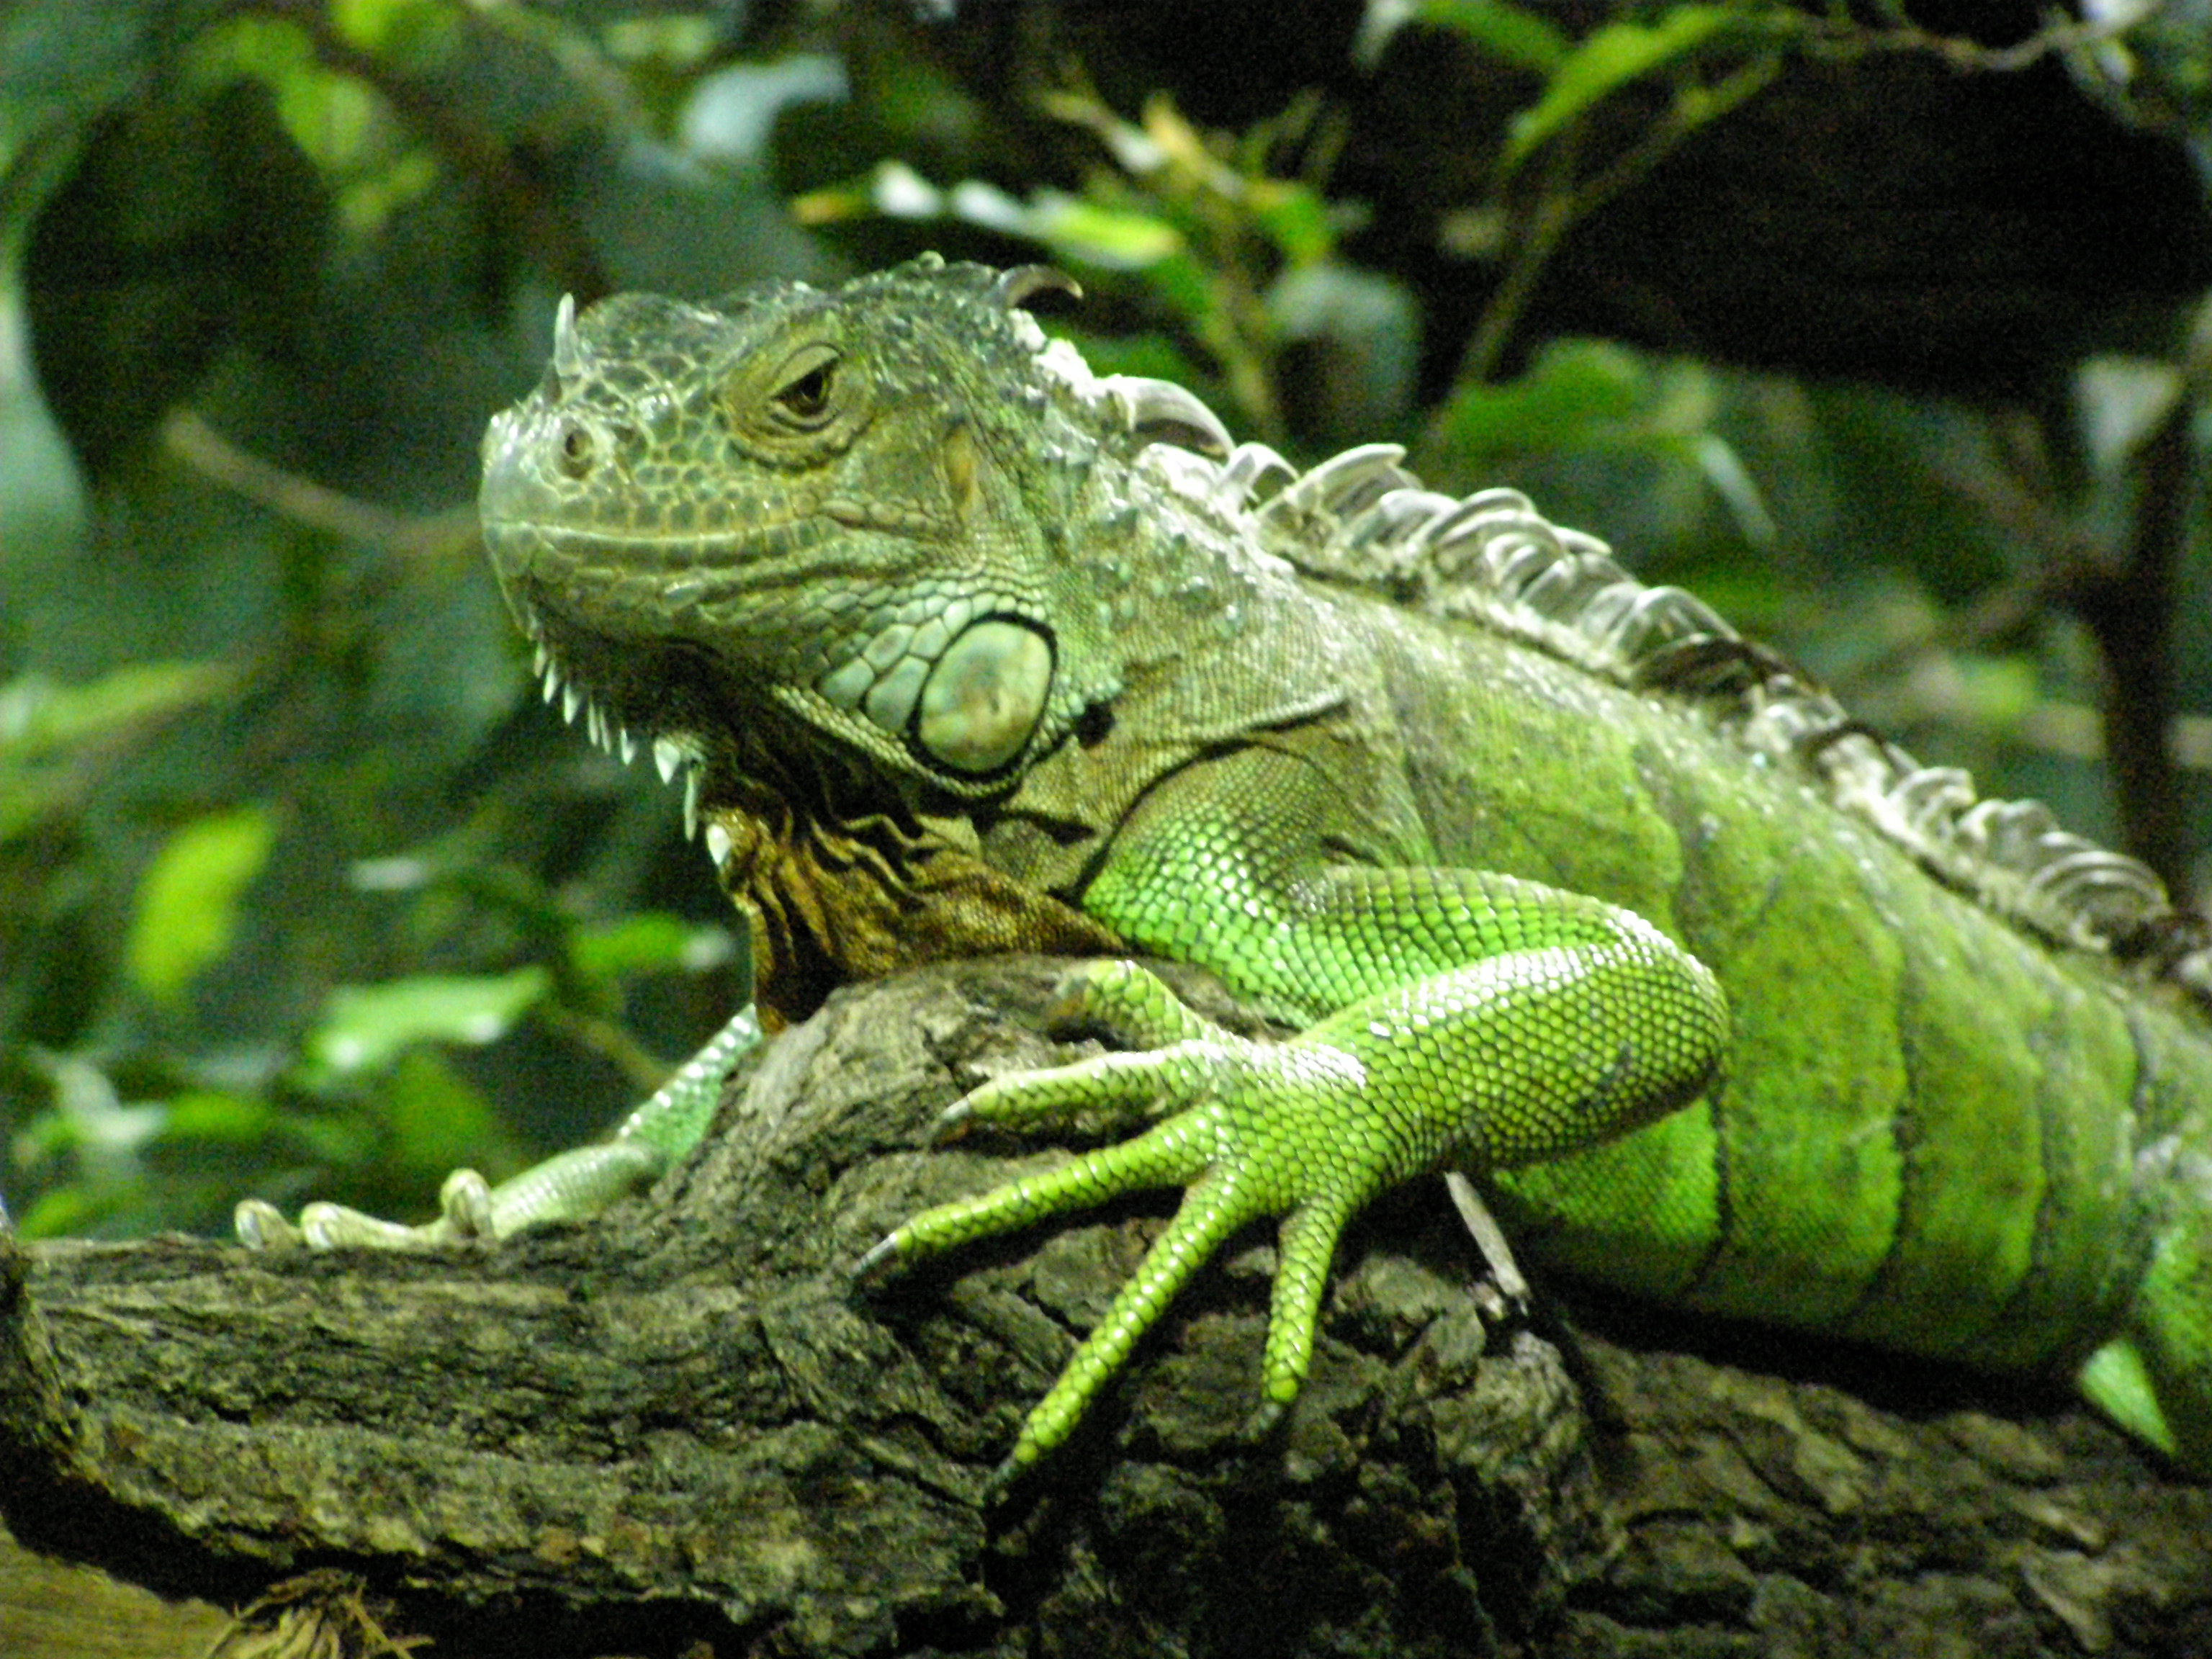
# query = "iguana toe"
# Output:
<box><xmin>868</xmin><ymin>1015</ymin><xmax>1391</xmax><ymax>1468</ymax></box>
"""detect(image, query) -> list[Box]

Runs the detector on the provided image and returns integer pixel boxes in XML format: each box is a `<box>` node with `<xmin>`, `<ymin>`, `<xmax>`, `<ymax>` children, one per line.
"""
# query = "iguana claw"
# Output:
<box><xmin>235</xmin><ymin>1169</ymin><xmax>500</xmax><ymax>1251</ymax></box>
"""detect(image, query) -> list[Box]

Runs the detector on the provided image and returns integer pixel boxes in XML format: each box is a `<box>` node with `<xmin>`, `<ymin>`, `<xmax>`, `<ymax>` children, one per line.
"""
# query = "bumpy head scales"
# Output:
<box><xmin>477</xmin><ymin>253</ymin><xmax>1223</xmax><ymax>822</ymax></box>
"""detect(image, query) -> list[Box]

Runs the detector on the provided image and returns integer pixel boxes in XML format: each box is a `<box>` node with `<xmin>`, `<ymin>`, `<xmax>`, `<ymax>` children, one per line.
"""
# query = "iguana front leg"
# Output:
<box><xmin>862</xmin><ymin>861</ymin><xmax>1727</xmax><ymax>1475</ymax></box>
<box><xmin>235</xmin><ymin>1006</ymin><xmax>759</xmax><ymax>1249</ymax></box>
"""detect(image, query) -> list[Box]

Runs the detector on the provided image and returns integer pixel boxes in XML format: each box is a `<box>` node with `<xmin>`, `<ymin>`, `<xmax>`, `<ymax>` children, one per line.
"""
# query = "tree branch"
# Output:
<box><xmin>2</xmin><ymin>959</ymin><xmax>2205</xmax><ymax>1656</ymax></box>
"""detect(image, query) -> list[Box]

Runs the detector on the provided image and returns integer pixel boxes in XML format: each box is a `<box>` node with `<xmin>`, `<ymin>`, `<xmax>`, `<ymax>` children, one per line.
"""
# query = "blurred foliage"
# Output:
<box><xmin>1</xmin><ymin>0</ymin><xmax>2208</xmax><ymax>1240</ymax></box>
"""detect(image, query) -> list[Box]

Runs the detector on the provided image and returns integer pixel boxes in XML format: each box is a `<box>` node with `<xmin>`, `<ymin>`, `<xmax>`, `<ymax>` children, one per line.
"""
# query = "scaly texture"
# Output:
<box><xmin>242</xmin><ymin>256</ymin><xmax>2212</xmax><ymax>1485</ymax></box>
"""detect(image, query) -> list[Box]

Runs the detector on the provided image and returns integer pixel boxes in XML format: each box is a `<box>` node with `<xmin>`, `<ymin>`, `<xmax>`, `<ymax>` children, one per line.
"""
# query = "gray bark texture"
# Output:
<box><xmin>1</xmin><ymin>956</ymin><xmax>2208</xmax><ymax>1658</ymax></box>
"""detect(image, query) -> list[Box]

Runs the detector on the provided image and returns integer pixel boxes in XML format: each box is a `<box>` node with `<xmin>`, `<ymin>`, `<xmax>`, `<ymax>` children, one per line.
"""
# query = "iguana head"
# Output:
<box><xmin>480</xmin><ymin>253</ymin><xmax>1223</xmax><ymax>814</ymax></box>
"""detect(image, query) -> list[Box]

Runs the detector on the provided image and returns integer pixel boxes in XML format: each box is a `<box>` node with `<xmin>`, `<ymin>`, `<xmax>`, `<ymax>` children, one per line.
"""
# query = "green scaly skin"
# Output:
<box><xmin>239</xmin><ymin>256</ymin><xmax>2212</xmax><ymax>1486</ymax></box>
<box><xmin>863</xmin><ymin>876</ymin><xmax>1722</xmax><ymax>1467</ymax></box>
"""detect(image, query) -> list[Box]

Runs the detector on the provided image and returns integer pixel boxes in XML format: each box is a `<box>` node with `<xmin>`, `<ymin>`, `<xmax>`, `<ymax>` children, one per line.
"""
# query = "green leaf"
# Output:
<box><xmin>184</xmin><ymin>10</ymin><xmax>441</xmax><ymax>229</ymax></box>
<box><xmin>156</xmin><ymin>1089</ymin><xmax>281</xmax><ymax>1146</ymax></box>
<box><xmin>1408</xmin><ymin>0</ymin><xmax>1570</xmax><ymax>73</ymax></box>
<box><xmin>1434</xmin><ymin>338</ymin><xmax>1651</xmax><ymax>460</ymax></box>
<box><xmin>331</xmin><ymin>0</ymin><xmax>460</xmax><ymax>64</ymax></box>
<box><xmin>0</xmin><ymin>662</ymin><xmax>235</xmax><ymax>841</ymax></box>
<box><xmin>1249</xmin><ymin>181</ymin><xmax>1336</xmax><ymax>265</ymax></box>
<box><xmin>0</xmin><ymin>660</ymin><xmax>233</xmax><ymax>763</ymax></box>
<box><xmin>308</xmin><ymin>966</ymin><xmax>551</xmax><ymax>1074</ymax></box>
<box><xmin>1506</xmin><ymin>6</ymin><xmax>1740</xmax><ymax>166</ymax></box>
<box><xmin>571</xmin><ymin>912</ymin><xmax>734</xmax><ymax>985</ymax></box>
<box><xmin>126</xmin><ymin>806</ymin><xmax>278</xmax><ymax>1005</ymax></box>
<box><xmin>798</xmin><ymin>163</ymin><xmax>1187</xmax><ymax>273</ymax></box>
<box><xmin>1953</xmin><ymin>654</ymin><xmax>2044</xmax><ymax>731</ymax></box>
<box><xmin>1023</xmin><ymin>192</ymin><xmax>1184</xmax><ymax>270</ymax></box>
<box><xmin>17</xmin><ymin>1184</ymin><xmax>100</xmax><ymax>1239</ymax></box>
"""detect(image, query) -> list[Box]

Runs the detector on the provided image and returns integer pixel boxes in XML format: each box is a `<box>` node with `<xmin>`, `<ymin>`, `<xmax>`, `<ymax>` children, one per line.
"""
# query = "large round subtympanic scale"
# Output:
<box><xmin>917</xmin><ymin>619</ymin><xmax>1051</xmax><ymax>773</ymax></box>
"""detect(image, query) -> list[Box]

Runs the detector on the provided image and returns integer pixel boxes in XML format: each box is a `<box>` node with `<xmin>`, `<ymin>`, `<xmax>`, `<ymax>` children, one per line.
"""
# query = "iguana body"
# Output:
<box><xmin>240</xmin><ymin>256</ymin><xmax>2212</xmax><ymax>1480</ymax></box>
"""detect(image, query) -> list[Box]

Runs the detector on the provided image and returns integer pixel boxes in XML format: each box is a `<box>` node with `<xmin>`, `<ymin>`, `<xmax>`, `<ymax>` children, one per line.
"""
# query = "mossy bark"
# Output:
<box><xmin>3</xmin><ymin>958</ymin><xmax>2207</xmax><ymax>1657</ymax></box>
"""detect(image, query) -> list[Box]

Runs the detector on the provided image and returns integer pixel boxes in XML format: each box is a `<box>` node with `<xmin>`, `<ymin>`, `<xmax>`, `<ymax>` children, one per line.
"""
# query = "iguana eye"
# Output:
<box><xmin>770</xmin><ymin>348</ymin><xmax>840</xmax><ymax>426</ymax></box>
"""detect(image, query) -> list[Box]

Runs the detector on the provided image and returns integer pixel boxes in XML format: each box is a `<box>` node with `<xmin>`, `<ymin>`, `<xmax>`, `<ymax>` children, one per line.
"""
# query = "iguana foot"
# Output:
<box><xmin>234</xmin><ymin>1142</ymin><xmax>670</xmax><ymax>1249</ymax></box>
<box><xmin>860</xmin><ymin>960</ymin><xmax>1391</xmax><ymax>1475</ymax></box>
<box><xmin>863</xmin><ymin>913</ymin><xmax>1722</xmax><ymax>1476</ymax></box>
<box><xmin>235</xmin><ymin>1167</ymin><xmax>500</xmax><ymax>1250</ymax></box>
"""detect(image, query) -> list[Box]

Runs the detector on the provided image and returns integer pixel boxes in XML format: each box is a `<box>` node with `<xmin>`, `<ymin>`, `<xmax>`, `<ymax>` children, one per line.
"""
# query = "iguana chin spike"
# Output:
<box><xmin>652</xmin><ymin>735</ymin><xmax>685</xmax><ymax>784</ymax></box>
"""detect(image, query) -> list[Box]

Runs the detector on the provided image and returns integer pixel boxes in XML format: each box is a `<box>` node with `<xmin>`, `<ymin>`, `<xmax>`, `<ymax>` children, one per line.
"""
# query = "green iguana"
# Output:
<box><xmin>237</xmin><ymin>254</ymin><xmax>2212</xmax><ymax>1483</ymax></box>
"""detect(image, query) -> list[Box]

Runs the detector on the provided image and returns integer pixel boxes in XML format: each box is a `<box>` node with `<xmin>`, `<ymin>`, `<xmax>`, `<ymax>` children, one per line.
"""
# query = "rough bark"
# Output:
<box><xmin>1</xmin><ymin>957</ymin><xmax>2208</xmax><ymax>1658</ymax></box>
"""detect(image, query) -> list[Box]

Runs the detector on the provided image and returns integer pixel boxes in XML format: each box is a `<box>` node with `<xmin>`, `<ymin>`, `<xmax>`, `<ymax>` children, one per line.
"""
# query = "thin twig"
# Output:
<box><xmin>1796</xmin><ymin>9</ymin><xmax>2141</xmax><ymax>75</ymax></box>
<box><xmin>1569</xmin><ymin>53</ymin><xmax>1784</xmax><ymax>228</ymax></box>
<box><xmin>1457</xmin><ymin>127</ymin><xmax>1583</xmax><ymax>389</ymax></box>
<box><xmin>162</xmin><ymin>411</ymin><xmax>480</xmax><ymax>568</ymax></box>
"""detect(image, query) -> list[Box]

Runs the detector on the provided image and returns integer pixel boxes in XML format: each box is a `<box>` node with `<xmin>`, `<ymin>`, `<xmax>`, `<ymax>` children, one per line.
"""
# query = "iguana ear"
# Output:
<box><xmin>914</xmin><ymin>619</ymin><xmax>1053</xmax><ymax>773</ymax></box>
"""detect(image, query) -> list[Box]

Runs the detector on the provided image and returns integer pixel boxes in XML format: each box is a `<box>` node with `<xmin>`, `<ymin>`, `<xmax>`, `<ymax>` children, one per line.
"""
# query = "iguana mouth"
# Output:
<box><xmin>511</xmin><ymin>597</ymin><xmax>722</xmax><ymax>846</ymax></box>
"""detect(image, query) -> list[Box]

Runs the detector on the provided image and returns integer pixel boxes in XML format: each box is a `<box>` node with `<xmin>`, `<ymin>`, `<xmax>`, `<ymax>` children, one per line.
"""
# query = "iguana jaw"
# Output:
<box><xmin>482</xmin><ymin>503</ymin><xmax>1066</xmax><ymax>818</ymax></box>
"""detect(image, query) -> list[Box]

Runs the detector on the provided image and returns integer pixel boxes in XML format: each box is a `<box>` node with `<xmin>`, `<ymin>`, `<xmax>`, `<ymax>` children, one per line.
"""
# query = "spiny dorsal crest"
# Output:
<box><xmin>999</xmin><ymin>278</ymin><xmax>2207</xmax><ymax>1000</ymax></box>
